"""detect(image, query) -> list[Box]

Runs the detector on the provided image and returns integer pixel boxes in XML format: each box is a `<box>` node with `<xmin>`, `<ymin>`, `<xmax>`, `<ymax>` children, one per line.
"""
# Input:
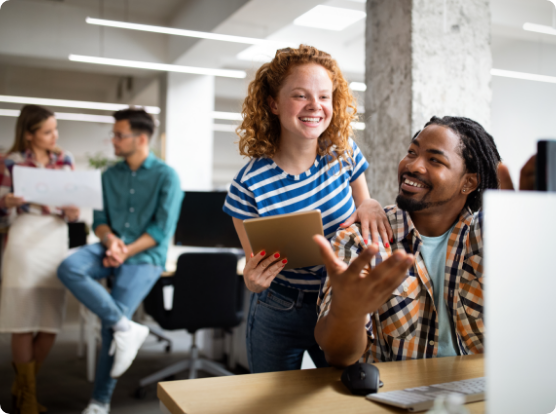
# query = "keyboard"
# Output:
<box><xmin>366</xmin><ymin>377</ymin><xmax>485</xmax><ymax>412</ymax></box>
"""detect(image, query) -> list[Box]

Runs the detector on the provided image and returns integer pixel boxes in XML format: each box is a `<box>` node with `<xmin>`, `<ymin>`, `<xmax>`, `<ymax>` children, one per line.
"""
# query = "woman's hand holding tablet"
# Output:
<box><xmin>243</xmin><ymin>250</ymin><xmax>288</xmax><ymax>293</ymax></box>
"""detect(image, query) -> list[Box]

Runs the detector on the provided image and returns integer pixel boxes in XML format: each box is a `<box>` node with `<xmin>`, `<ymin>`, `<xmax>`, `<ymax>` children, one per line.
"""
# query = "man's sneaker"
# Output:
<box><xmin>82</xmin><ymin>402</ymin><xmax>110</xmax><ymax>414</ymax></box>
<box><xmin>109</xmin><ymin>320</ymin><xmax>149</xmax><ymax>378</ymax></box>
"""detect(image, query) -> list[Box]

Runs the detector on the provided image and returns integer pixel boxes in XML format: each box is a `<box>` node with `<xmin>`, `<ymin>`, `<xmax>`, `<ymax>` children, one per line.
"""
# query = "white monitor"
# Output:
<box><xmin>484</xmin><ymin>191</ymin><xmax>556</xmax><ymax>414</ymax></box>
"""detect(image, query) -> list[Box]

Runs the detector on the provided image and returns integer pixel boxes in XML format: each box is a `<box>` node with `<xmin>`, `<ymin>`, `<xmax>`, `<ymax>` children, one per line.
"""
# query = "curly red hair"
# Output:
<box><xmin>237</xmin><ymin>45</ymin><xmax>358</xmax><ymax>165</ymax></box>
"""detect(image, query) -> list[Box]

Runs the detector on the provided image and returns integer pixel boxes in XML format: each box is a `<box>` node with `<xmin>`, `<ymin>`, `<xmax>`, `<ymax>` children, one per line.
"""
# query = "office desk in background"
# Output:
<box><xmin>158</xmin><ymin>354</ymin><xmax>485</xmax><ymax>414</ymax></box>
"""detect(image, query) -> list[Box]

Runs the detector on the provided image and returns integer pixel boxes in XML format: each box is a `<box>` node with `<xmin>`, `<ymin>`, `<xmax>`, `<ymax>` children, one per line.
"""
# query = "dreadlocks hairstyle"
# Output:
<box><xmin>420</xmin><ymin>116</ymin><xmax>501</xmax><ymax>212</ymax></box>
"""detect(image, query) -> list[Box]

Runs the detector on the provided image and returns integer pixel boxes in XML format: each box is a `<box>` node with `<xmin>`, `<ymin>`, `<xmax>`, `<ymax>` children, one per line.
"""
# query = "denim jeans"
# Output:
<box><xmin>246</xmin><ymin>283</ymin><xmax>328</xmax><ymax>373</ymax></box>
<box><xmin>57</xmin><ymin>243</ymin><xmax>162</xmax><ymax>404</ymax></box>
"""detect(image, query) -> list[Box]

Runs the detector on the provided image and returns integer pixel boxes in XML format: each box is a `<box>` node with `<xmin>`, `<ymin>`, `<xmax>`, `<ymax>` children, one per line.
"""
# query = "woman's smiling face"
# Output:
<box><xmin>268</xmin><ymin>63</ymin><xmax>333</xmax><ymax>144</ymax></box>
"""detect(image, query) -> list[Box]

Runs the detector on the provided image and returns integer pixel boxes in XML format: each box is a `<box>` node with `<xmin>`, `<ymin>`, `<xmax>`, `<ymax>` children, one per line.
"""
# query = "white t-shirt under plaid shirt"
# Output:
<box><xmin>223</xmin><ymin>139</ymin><xmax>369</xmax><ymax>292</ymax></box>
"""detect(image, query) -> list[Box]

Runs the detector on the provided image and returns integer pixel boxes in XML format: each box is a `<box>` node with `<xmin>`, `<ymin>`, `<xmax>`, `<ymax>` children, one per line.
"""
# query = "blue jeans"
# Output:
<box><xmin>246</xmin><ymin>283</ymin><xmax>328</xmax><ymax>373</ymax></box>
<box><xmin>57</xmin><ymin>243</ymin><xmax>162</xmax><ymax>404</ymax></box>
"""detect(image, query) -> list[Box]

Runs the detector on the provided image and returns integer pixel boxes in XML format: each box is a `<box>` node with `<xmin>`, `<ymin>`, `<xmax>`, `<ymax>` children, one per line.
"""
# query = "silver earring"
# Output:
<box><xmin>463</xmin><ymin>189</ymin><xmax>466</xmax><ymax>193</ymax></box>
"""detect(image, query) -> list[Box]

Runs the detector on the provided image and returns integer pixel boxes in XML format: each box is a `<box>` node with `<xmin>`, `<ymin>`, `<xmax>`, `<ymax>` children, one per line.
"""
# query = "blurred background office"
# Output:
<box><xmin>0</xmin><ymin>0</ymin><xmax>554</xmax><ymax>413</ymax></box>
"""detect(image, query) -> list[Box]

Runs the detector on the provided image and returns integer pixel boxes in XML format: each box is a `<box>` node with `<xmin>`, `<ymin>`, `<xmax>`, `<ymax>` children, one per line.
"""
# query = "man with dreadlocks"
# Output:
<box><xmin>313</xmin><ymin>116</ymin><xmax>501</xmax><ymax>366</ymax></box>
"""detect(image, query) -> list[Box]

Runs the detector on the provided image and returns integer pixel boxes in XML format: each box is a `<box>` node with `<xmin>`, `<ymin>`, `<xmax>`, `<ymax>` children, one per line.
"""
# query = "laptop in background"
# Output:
<box><xmin>484</xmin><ymin>191</ymin><xmax>556</xmax><ymax>414</ymax></box>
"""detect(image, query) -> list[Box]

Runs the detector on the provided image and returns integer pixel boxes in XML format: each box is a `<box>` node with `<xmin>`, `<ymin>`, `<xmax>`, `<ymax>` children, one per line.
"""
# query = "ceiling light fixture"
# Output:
<box><xmin>213</xmin><ymin>124</ymin><xmax>238</xmax><ymax>133</ymax></box>
<box><xmin>0</xmin><ymin>108</ymin><xmax>115</xmax><ymax>124</ymax></box>
<box><xmin>0</xmin><ymin>95</ymin><xmax>160</xmax><ymax>114</ymax></box>
<box><xmin>69</xmin><ymin>54</ymin><xmax>246</xmax><ymax>79</ymax></box>
<box><xmin>86</xmin><ymin>17</ymin><xmax>282</xmax><ymax>46</ymax></box>
<box><xmin>523</xmin><ymin>22</ymin><xmax>556</xmax><ymax>36</ymax></box>
<box><xmin>349</xmin><ymin>82</ymin><xmax>367</xmax><ymax>92</ymax></box>
<box><xmin>491</xmin><ymin>68</ymin><xmax>556</xmax><ymax>84</ymax></box>
<box><xmin>294</xmin><ymin>5</ymin><xmax>366</xmax><ymax>31</ymax></box>
<box><xmin>211</xmin><ymin>111</ymin><xmax>243</xmax><ymax>121</ymax></box>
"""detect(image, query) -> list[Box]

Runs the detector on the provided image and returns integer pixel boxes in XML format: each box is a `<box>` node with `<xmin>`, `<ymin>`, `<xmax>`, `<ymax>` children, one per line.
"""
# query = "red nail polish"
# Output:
<box><xmin>364</xmin><ymin>239</ymin><xmax>368</xmax><ymax>244</ymax></box>
<box><xmin>390</xmin><ymin>238</ymin><xmax>394</xmax><ymax>243</ymax></box>
<box><xmin>385</xmin><ymin>243</ymin><xmax>390</xmax><ymax>248</ymax></box>
<box><xmin>260</xmin><ymin>251</ymin><xmax>266</xmax><ymax>256</ymax></box>
<box><xmin>274</xmin><ymin>253</ymin><xmax>280</xmax><ymax>258</ymax></box>
<box><xmin>282</xmin><ymin>259</ymin><xmax>288</xmax><ymax>264</ymax></box>
<box><xmin>250</xmin><ymin>253</ymin><xmax>254</xmax><ymax>258</ymax></box>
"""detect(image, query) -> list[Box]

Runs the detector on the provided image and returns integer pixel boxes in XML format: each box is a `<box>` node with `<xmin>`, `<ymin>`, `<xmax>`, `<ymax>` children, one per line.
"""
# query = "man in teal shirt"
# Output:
<box><xmin>58</xmin><ymin>108</ymin><xmax>183</xmax><ymax>414</ymax></box>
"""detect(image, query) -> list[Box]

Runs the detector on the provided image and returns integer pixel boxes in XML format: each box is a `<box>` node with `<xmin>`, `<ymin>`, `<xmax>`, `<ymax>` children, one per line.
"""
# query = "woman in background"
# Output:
<box><xmin>223</xmin><ymin>45</ymin><xmax>392</xmax><ymax>373</ymax></box>
<box><xmin>0</xmin><ymin>105</ymin><xmax>79</xmax><ymax>414</ymax></box>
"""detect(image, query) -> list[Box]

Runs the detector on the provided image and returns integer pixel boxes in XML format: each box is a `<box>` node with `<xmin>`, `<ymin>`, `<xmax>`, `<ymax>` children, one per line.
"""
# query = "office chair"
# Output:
<box><xmin>136</xmin><ymin>252</ymin><xmax>244</xmax><ymax>397</ymax></box>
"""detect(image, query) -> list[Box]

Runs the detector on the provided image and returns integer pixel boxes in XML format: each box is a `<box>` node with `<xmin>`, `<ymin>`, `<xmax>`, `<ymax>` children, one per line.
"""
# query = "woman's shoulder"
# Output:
<box><xmin>53</xmin><ymin>150</ymin><xmax>75</xmax><ymax>167</ymax></box>
<box><xmin>233</xmin><ymin>157</ymin><xmax>274</xmax><ymax>185</ymax></box>
<box><xmin>3</xmin><ymin>151</ymin><xmax>26</xmax><ymax>165</ymax></box>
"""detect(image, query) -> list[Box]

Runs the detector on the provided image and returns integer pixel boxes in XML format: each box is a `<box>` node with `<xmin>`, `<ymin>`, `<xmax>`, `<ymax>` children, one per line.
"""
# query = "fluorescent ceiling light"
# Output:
<box><xmin>237</xmin><ymin>45</ymin><xmax>280</xmax><ymax>63</ymax></box>
<box><xmin>0</xmin><ymin>109</ymin><xmax>21</xmax><ymax>117</ymax></box>
<box><xmin>69</xmin><ymin>55</ymin><xmax>246</xmax><ymax>79</ymax></box>
<box><xmin>0</xmin><ymin>95</ymin><xmax>160</xmax><ymax>114</ymax></box>
<box><xmin>0</xmin><ymin>109</ymin><xmax>114</xmax><ymax>124</ymax></box>
<box><xmin>86</xmin><ymin>17</ymin><xmax>282</xmax><ymax>46</ymax></box>
<box><xmin>213</xmin><ymin>124</ymin><xmax>238</xmax><ymax>133</ymax></box>
<box><xmin>523</xmin><ymin>22</ymin><xmax>556</xmax><ymax>36</ymax></box>
<box><xmin>491</xmin><ymin>68</ymin><xmax>556</xmax><ymax>84</ymax></box>
<box><xmin>211</xmin><ymin>111</ymin><xmax>243</xmax><ymax>121</ymax></box>
<box><xmin>54</xmin><ymin>113</ymin><xmax>114</xmax><ymax>123</ymax></box>
<box><xmin>349</xmin><ymin>82</ymin><xmax>367</xmax><ymax>92</ymax></box>
<box><xmin>352</xmin><ymin>122</ymin><xmax>365</xmax><ymax>131</ymax></box>
<box><xmin>294</xmin><ymin>5</ymin><xmax>366</xmax><ymax>31</ymax></box>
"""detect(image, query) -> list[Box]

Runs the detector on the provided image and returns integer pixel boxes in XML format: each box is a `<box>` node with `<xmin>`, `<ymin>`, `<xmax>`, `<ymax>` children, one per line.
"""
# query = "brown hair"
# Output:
<box><xmin>237</xmin><ymin>45</ymin><xmax>358</xmax><ymax>165</ymax></box>
<box><xmin>9</xmin><ymin>105</ymin><xmax>56</xmax><ymax>154</ymax></box>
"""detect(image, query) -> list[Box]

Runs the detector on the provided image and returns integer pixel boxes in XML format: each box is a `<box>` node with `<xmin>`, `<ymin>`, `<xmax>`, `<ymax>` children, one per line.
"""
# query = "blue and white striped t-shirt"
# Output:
<box><xmin>223</xmin><ymin>139</ymin><xmax>369</xmax><ymax>292</ymax></box>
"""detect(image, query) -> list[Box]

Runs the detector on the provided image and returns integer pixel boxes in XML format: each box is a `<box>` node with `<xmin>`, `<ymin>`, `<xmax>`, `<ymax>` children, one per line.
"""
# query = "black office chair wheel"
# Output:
<box><xmin>133</xmin><ymin>386</ymin><xmax>147</xmax><ymax>400</ymax></box>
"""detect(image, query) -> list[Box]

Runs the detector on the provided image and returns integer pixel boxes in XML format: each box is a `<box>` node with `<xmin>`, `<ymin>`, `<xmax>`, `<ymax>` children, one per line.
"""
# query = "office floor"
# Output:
<box><xmin>0</xmin><ymin>323</ymin><xmax>246</xmax><ymax>414</ymax></box>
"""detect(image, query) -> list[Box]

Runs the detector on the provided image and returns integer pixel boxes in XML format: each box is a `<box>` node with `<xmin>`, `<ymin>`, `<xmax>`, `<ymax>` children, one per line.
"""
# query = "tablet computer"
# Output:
<box><xmin>243</xmin><ymin>210</ymin><xmax>324</xmax><ymax>270</ymax></box>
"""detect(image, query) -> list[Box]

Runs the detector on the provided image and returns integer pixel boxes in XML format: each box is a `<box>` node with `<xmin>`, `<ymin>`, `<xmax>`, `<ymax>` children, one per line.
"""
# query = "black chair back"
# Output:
<box><xmin>144</xmin><ymin>252</ymin><xmax>244</xmax><ymax>333</ymax></box>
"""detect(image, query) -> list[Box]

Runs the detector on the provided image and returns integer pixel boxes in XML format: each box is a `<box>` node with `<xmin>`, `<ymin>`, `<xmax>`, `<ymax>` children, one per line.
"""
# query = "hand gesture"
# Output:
<box><xmin>4</xmin><ymin>193</ymin><xmax>25</xmax><ymax>209</ymax></box>
<box><xmin>102</xmin><ymin>235</ymin><xmax>128</xmax><ymax>268</ymax></box>
<box><xmin>313</xmin><ymin>235</ymin><xmax>413</xmax><ymax>320</ymax></box>
<box><xmin>61</xmin><ymin>205</ymin><xmax>80</xmax><ymax>222</ymax></box>
<box><xmin>242</xmin><ymin>250</ymin><xmax>287</xmax><ymax>293</ymax></box>
<box><xmin>340</xmin><ymin>199</ymin><xmax>393</xmax><ymax>248</ymax></box>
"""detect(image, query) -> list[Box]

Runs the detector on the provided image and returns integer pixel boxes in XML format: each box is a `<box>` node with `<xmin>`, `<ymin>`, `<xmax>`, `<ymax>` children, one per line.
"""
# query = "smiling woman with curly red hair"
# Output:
<box><xmin>223</xmin><ymin>45</ymin><xmax>393</xmax><ymax>373</ymax></box>
<box><xmin>238</xmin><ymin>45</ymin><xmax>357</xmax><ymax>163</ymax></box>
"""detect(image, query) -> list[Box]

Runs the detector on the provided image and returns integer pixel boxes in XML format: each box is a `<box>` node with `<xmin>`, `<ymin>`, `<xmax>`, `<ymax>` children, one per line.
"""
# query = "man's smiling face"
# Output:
<box><xmin>396</xmin><ymin>124</ymin><xmax>468</xmax><ymax>213</ymax></box>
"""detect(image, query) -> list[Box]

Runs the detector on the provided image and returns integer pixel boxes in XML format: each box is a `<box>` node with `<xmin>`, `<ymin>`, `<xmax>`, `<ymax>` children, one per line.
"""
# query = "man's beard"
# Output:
<box><xmin>396</xmin><ymin>192</ymin><xmax>455</xmax><ymax>212</ymax></box>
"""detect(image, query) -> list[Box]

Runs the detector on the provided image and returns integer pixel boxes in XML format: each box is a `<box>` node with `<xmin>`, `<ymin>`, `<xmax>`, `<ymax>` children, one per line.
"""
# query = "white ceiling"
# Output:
<box><xmin>0</xmin><ymin>0</ymin><xmax>555</xmax><ymax>103</ymax></box>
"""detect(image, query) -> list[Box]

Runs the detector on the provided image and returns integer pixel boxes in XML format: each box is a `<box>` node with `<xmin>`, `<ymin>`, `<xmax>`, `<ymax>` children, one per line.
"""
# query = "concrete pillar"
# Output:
<box><xmin>363</xmin><ymin>0</ymin><xmax>492</xmax><ymax>205</ymax></box>
<box><xmin>160</xmin><ymin>72</ymin><xmax>215</xmax><ymax>190</ymax></box>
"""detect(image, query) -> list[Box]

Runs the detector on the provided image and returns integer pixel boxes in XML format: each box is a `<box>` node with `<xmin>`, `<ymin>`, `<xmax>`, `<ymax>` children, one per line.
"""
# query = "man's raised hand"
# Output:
<box><xmin>313</xmin><ymin>235</ymin><xmax>414</xmax><ymax>320</ymax></box>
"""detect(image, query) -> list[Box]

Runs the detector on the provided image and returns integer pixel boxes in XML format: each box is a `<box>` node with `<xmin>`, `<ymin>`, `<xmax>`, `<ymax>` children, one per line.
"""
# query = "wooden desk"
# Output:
<box><xmin>158</xmin><ymin>354</ymin><xmax>484</xmax><ymax>414</ymax></box>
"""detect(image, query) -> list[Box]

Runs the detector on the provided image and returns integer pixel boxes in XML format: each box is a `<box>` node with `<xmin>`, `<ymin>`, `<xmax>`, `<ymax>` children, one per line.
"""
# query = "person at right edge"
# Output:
<box><xmin>57</xmin><ymin>108</ymin><xmax>183</xmax><ymax>414</ymax></box>
<box><xmin>223</xmin><ymin>45</ymin><xmax>393</xmax><ymax>373</ymax></box>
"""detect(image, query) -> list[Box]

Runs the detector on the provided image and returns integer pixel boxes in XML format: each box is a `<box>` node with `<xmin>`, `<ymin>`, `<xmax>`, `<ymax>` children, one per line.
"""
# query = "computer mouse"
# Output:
<box><xmin>341</xmin><ymin>361</ymin><xmax>381</xmax><ymax>396</ymax></box>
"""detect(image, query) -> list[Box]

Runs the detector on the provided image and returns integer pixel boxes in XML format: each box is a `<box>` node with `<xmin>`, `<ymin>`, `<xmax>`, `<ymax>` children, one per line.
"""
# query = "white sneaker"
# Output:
<box><xmin>109</xmin><ymin>320</ymin><xmax>149</xmax><ymax>378</ymax></box>
<box><xmin>82</xmin><ymin>402</ymin><xmax>110</xmax><ymax>414</ymax></box>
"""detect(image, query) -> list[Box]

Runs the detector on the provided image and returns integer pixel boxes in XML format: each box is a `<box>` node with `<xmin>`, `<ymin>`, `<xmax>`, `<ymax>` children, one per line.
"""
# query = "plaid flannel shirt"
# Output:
<box><xmin>0</xmin><ymin>150</ymin><xmax>74</xmax><ymax>221</ymax></box>
<box><xmin>317</xmin><ymin>205</ymin><xmax>484</xmax><ymax>362</ymax></box>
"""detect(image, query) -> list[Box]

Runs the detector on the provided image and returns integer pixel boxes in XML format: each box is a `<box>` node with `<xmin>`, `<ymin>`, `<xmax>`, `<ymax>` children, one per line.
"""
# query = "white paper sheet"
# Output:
<box><xmin>13</xmin><ymin>166</ymin><xmax>103</xmax><ymax>210</ymax></box>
